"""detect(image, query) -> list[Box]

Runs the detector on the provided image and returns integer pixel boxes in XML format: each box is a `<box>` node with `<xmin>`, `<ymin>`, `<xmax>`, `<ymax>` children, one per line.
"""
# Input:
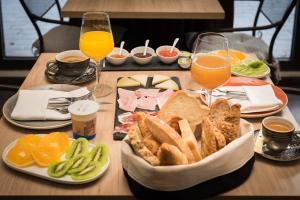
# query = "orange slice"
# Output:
<box><xmin>210</xmin><ymin>49</ymin><xmax>247</xmax><ymax>66</ymax></box>
<box><xmin>16</xmin><ymin>134</ymin><xmax>41</xmax><ymax>149</ymax></box>
<box><xmin>32</xmin><ymin>145</ymin><xmax>61</xmax><ymax>167</ymax></box>
<box><xmin>38</xmin><ymin>132</ymin><xmax>70</xmax><ymax>155</ymax></box>
<box><xmin>7</xmin><ymin>145</ymin><xmax>35</xmax><ymax>167</ymax></box>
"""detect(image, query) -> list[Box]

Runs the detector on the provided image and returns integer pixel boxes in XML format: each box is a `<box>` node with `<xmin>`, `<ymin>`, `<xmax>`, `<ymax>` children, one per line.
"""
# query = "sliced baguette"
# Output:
<box><xmin>130</xmin><ymin>74</ymin><xmax>148</xmax><ymax>87</ymax></box>
<box><xmin>158</xmin><ymin>90</ymin><xmax>210</xmax><ymax>132</ymax></box>
<box><xmin>127</xmin><ymin>125</ymin><xmax>160</xmax><ymax>166</ymax></box>
<box><xmin>145</xmin><ymin>116</ymin><xmax>195</xmax><ymax>163</ymax></box>
<box><xmin>157</xmin><ymin>143</ymin><xmax>188</xmax><ymax>165</ymax></box>
<box><xmin>152</xmin><ymin>74</ymin><xmax>170</xmax><ymax>85</ymax></box>
<box><xmin>155</xmin><ymin>79</ymin><xmax>179</xmax><ymax>90</ymax></box>
<box><xmin>117</xmin><ymin>77</ymin><xmax>140</xmax><ymax>87</ymax></box>
<box><xmin>179</xmin><ymin>119</ymin><xmax>202</xmax><ymax>161</ymax></box>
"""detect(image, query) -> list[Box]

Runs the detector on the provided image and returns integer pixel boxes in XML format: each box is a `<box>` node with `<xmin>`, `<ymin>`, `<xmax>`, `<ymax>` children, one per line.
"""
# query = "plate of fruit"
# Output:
<box><xmin>2</xmin><ymin>132</ymin><xmax>110</xmax><ymax>184</ymax></box>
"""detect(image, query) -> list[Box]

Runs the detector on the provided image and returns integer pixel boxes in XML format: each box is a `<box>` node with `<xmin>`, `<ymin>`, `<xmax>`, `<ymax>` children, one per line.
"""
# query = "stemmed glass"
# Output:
<box><xmin>191</xmin><ymin>33</ymin><xmax>230</xmax><ymax>106</ymax></box>
<box><xmin>80</xmin><ymin>12</ymin><xmax>114</xmax><ymax>97</ymax></box>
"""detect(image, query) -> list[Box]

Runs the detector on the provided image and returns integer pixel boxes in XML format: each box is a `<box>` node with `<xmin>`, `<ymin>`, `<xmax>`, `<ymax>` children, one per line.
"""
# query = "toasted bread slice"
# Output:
<box><xmin>127</xmin><ymin>125</ymin><xmax>160</xmax><ymax>166</ymax></box>
<box><xmin>165</xmin><ymin>115</ymin><xmax>183</xmax><ymax>134</ymax></box>
<box><xmin>201</xmin><ymin>118</ymin><xmax>218</xmax><ymax>158</ymax></box>
<box><xmin>157</xmin><ymin>143</ymin><xmax>188</xmax><ymax>165</ymax></box>
<box><xmin>214</xmin><ymin>130</ymin><xmax>226</xmax><ymax>150</ymax></box>
<box><xmin>145</xmin><ymin>116</ymin><xmax>195</xmax><ymax>163</ymax></box>
<box><xmin>209</xmin><ymin>99</ymin><xmax>241</xmax><ymax>144</ymax></box>
<box><xmin>209</xmin><ymin>98</ymin><xmax>230</xmax><ymax>125</ymax></box>
<box><xmin>158</xmin><ymin>91</ymin><xmax>210</xmax><ymax>131</ymax></box>
<box><xmin>135</xmin><ymin>112</ymin><xmax>153</xmax><ymax>138</ymax></box>
<box><xmin>179</xmin><ymin>119</ymin><xmax>202</xmax><ymax>161</ymax></box>
<box><xmin>135</xmin><ymin>112</ymin><xmax>160</xmax><ymax>155</ymax></box>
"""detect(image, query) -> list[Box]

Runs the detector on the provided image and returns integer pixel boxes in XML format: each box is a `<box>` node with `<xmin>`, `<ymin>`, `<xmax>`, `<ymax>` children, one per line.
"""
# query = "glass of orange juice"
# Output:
<box><xmin>191</xmin><ymin>33</ymin><xmax>230</xmax><ymax>106</ymax></box>
<box><xmin>80</xmin><ymin>12</ymin><xmax>114</xmax><ymax>97</ymax></box>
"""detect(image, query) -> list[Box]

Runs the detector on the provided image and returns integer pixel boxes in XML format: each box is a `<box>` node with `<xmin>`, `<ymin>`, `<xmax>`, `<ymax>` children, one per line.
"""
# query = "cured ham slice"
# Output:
<box><xmin>135</xmin><ymin>88</ymin><xmax>159</xmax><ymax>98</ymax></box>
<box><xmin>118</xmin><ymin>88</ymin><xmax>137</xmax><ymax>112</ymax></box>
<box><xmin>157</xmin><ymin>89</ymin><xmax>174</xmax><ymax>109</ymax></box>
<box><xmin>137</xmin><ymin>96</ymin><xmax>157</xmax><ymax>110</ymax></box>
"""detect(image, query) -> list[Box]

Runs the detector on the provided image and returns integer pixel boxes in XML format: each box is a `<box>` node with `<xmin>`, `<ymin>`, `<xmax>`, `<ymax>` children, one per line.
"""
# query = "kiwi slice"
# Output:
<box><xmin>65</xmin><ymin>138</ymin><xmax>89</xmax><ymax>160</ymax></box>
<box><xmin>68</xmin><ymin>154</ymin><xmax>91</xmax><ymax>174</ymax></box>
<box><xmin>48</xmin><ymin>160</ymin><xmax>74</xmax><ymax>178</ymax></box>
<box><xmin>89</xmin><ymin>144</ymin><xmax>109</xmax><ymax>165</ymax></box>
<box><xmin>71</xmin><ymin>161</ymin><xmax>103</xmax><ymax>181</ymax></box>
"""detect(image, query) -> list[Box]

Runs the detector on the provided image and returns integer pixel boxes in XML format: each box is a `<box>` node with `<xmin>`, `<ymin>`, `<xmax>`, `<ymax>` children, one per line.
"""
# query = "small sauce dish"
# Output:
<box><xmin>106</xmin><ymin>47</ymin><xmax>130</xmax><ymax>65</ymax></box>
<box><xmin>130</xmin><ymin>46</ymin><xmax>155</xmax><ymax>65</ymax></box>
<box><xmin>156</xmin><ymin>45</ymin><xmax>180</xmax><ymax>64</ymax></box>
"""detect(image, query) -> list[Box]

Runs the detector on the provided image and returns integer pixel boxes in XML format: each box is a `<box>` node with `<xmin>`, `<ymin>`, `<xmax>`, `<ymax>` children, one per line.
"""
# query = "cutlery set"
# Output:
<box><xmin>47</xmin><ymin>92</ymin><xmax>111</xmax><ymax>114</ymax></box>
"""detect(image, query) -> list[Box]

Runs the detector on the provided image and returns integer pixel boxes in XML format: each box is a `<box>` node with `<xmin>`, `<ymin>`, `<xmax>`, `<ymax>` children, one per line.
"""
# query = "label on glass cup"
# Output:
<box><xmin>72</xmin><ymin>117</ymin><xmax>96</xmax><ymax>140</ymax></box>
<box><xmin>68</xmin><ymin>100</ymin><xmax>99</xmax><ymax>140</ymax></box>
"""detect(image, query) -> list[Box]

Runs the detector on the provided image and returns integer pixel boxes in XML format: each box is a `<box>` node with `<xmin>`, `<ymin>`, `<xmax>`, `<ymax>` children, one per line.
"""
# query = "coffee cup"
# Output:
<box><xmin>262</xmin><ymin>116</ymin><xmax>295</xmax><ymax>151</ymax></box>
<box><xmin>46</xmin><ymin>50</ymin><xmax>90</xmax><ymax>77</ymax></box>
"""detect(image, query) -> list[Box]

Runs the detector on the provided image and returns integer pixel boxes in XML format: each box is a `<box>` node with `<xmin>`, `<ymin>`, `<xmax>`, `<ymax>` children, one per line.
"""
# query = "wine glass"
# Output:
<box><xmin>191</xmin><ymin>32</ymin><xmax>230</xmax><ymax>106</ymax></box>
<box><xmin>80</xmin><ymin>12</ymin><xmax>114</xmax><ymax>97</ymax></box>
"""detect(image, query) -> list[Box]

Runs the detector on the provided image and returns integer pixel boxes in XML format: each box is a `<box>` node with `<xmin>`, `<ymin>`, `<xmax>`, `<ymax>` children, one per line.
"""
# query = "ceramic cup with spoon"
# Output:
<box><xmin>262</xmin><ymin>116</ymin><xmax>296</xmax><ymax>152</ymax></box>
<box><xmin>46</xmin><ymin>50</ymin><xmax>90</xmax><ymax>76</ymax></box>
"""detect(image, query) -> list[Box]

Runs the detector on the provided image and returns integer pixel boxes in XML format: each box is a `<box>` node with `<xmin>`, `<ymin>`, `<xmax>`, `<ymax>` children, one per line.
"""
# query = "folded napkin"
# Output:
<box><xmin>211</xmin><ymin>85</ymin><xmax>282</xmax><ymax>113</ymax></box>
<box><xmin>11</xmin><ymin>87</ymin><xmax>90</xmax><ymax>121</ymax></box>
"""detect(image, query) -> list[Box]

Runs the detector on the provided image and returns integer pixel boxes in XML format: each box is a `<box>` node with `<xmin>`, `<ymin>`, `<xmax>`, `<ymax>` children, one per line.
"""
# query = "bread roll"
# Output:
<box><xmin>145</xmin><ymin>116</ymin><xmax>195</xmax><ymax>163</ymax></box>
<box><xmin>157</xmin><ymin>143</ymin><xmax>188</xmax><ymax>165</ymax></box>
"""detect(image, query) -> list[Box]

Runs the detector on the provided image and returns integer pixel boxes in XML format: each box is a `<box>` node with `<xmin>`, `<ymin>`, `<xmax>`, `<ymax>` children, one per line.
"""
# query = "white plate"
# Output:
<box><xmin>2</xmin><ymin>135</ymin><xmax>110</xmax><ymax>184</ymax></box>
<box><xmin>2</xmin><ymin>84</ymin><xmax>79</xmax><ymax>130</ymax></box>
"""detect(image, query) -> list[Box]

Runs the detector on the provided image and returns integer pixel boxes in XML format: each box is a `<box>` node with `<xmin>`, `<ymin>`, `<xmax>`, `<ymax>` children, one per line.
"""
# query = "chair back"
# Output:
<box><xmin>20</xmin><ymin>0</ymin><xmax>62</xmax><ymax>20</ymax></box>
<box><xmin>261</xmin><ymin>0</ymin><xmax>295</xmax><ymax>24</ymax></box>
<box><xmin>19</xmin><ymin>0</ymin><xmax>63</xmax><ymax>54</ymax></box>
<box><xmin>252</xmin><ymin>0</ymin><xmax>297</xmax><ymax>62</ymax></box>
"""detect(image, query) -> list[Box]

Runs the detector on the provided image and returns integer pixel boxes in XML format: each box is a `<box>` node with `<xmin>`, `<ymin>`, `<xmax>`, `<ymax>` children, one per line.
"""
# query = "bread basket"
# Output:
<box><xmin>121</xmin><ymin>119</ymin><xmax>254</xmax><ymax>192</ymax></box>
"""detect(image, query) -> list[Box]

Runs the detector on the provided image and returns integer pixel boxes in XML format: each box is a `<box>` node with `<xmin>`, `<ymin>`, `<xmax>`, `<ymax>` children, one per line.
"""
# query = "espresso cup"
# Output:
<box><xmin>46</xmin><ymin>50</ymin><xmax>90</xmax><ymax>77</ymax></box>
<box><xmin>262</xmin><ymin>116</ymin><xmax>295</xmax><ymax>151</ymax></box>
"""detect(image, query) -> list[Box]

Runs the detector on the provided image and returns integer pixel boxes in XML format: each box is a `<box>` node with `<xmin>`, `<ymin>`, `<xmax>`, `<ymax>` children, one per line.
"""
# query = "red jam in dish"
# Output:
<box><xmin>111</xmin><ymin>54</ymin><xmax>125</xmax><ymax>59</ymax></box>
<box><xmin>159</xmin><ymin>50</ymin><xmax>178</xmax><ymax>57</ymax></box>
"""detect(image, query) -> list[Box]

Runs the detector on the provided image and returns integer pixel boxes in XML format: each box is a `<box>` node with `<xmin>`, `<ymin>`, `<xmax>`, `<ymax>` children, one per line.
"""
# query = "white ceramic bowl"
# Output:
<box><xmin>156</xmin><ymin>45</ymin><xmax>180</xmax><ymax>64</ymax></box>
<box><xmin>130</xmin><ymin>46</ymin><xmax>155</xmax><ymax>65</ymax></box>
<box><xmin>106</xmin><ymin>47</ymin><xmax>130</xmax><ymax>65</ymax></box>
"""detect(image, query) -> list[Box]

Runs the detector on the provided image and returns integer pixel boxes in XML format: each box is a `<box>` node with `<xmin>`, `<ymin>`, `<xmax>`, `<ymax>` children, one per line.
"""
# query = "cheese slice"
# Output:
<box><xmin>130</xmin><ymin>74</ymin><xmax>148</xmax><ymax>87</ymax></box>
<box><xmin>155</xmin><ymin>79</ymin><xmax>179</xmax><ymax>90</ymax></box>
<box><xmin>152</xmin><ymin>74</ymin><xmax>170</xmax><ymax>85</ymax></box>
<box><xmin>179</xmin><ymin>119</ymin><xmax>202</xmax><ymax>161</ymax></box>
<box><xmin>117</xmin><ymin>77</ymin><xmax>140</xmax><ymax>87</ymax></box>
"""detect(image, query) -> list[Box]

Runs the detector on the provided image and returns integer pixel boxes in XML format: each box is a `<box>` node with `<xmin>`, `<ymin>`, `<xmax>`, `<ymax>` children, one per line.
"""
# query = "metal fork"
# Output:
<box><xmin>184</xmin><ymin>88</ymin><xmax>247</xmax><ymax>97</ymax></box>
<box><xmin>47</xmin><ymin>101</ymin><xmax>112</xmax><ymax>114</ymax></box>
<box><xmin>48</xmin><ymin>92</ymin><xmax>92</xmax><ymax>105</ymax></box>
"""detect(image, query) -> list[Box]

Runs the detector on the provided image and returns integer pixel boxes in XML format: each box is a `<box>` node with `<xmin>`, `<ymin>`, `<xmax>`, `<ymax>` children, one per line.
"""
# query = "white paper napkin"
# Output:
<box><xmin>11</xmin><ymin>87</ymin><xmax>90</xmax><ymax>121</ymax></box>
<box><xmin>211</xmin><ymin>85</ymin><xmax>282</xmax><ymax>113</ymax></box>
